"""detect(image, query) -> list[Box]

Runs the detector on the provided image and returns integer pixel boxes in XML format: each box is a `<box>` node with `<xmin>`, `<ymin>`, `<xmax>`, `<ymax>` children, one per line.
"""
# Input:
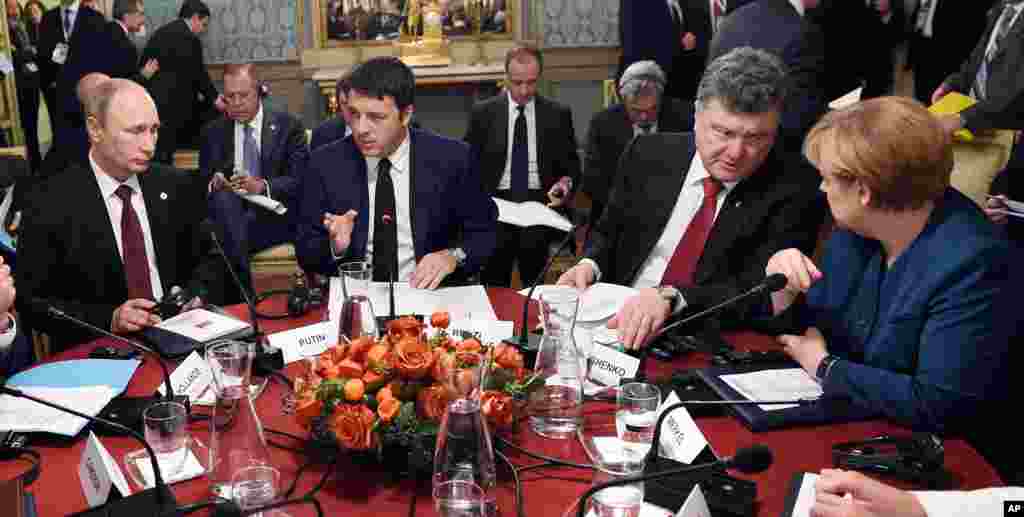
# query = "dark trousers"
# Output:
<box><xmin>40</xmin><ymin>82</ymin><xmax>58</xmax><ymax>143</ymax></box>
<box><xmin>482</xmin><ymin>189</ymin><xmax>558</xmax><ymax>288</ymax></box>
<box><xmin>911</xmin><ymin>34</ymin><xmax>960</xmax><ymax>104</ymax></box>
<box><xmin>15</xmin><ymin>75</ymin><xmax>41</xmax><ymax>174</ymax></box>
<box><xmin>208</xmin><ymin>190</ymin><xmax>292</xmax><ymax>300</ymax></box>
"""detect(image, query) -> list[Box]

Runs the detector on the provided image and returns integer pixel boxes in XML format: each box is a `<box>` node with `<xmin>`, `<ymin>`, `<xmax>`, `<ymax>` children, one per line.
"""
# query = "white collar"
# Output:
<box><xmin>507</xmin><ymin>90</ymin><xmax>535</xmax><ymax>113</ymax></box>
<box><xmin>368</xmin><ymin>129</ymin><xmax>411</xmax><ymax>175</ymax></box>
<box><xmin>788</xmin><ymin>0</ymin><xmax>805</xmax><ymax>17</ymax></box>
<box><xmin>64</xmin><ymin>1</ymin><xmax>79</xmax><ymax>11</ymax></box>
<box><xmin>90</xmin><ymin>151</ymin><xmax>143</xmax><ymax>199</ymax></box>
<box><xmin>115</xmin><ymin>20</ymin><xmax>129</xmax><ymax>34</ymax></box>
<box><xmin>687</xmin><ymin>152</ymin><xmax>740</xmax><ymax>191</ymax></box>
<box><xmin>236</xmin><ymin>103</ymin><xmax>264</xmax><ymax>131</ymax></box>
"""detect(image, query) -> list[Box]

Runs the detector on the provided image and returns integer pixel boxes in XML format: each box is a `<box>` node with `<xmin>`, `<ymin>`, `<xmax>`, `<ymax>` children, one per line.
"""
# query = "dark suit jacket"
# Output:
<box><xmin>105</xmin><ymin>21</ymin><xmax>145</xmax><ymax>82</ymax></box>
<box><xmin>946</xmin><ymin>1</ymin><xmax>1024</xmax><ymax>130</ymax></box>
<box><xmin>464</xmin><ymin>94</ymin><xmax>581</xmax><ymax>196</ymax></box>
<box><xmin>787</xmin><ymin>188</ymin><xmax>1016</xmax><ymax>432</ymax></box>
<box><xmin>36</xmin><ymin>5</ymin><xmax>70</xmax><ymax>90</ymax></box>
<box><xmin>583</xmin><ymin>97</ymin><xmax>696</xmax><ymax>222</ymax></box>
<box><xmin>15</xmin><ymin>163</ymin><xmax>223</xmax><ymax>351</ymax></box>
<box><xmin>709</xmin><ymin>0</ymin><xmax>827</xmax><ymax>148</ymax></box>
<box><xmin>669</xmin><ymin>0</ymin><xmax>714</xmax><ymax>99</ymax></box>
<box><xmin>296</xmin><ymin>129</ymin><xmax>498</xmax><ymax>276</ymax></box>
<box><xmin>909</xmin><ymin>0</ymin><xmax>997</xmax><ymax>88</ymax></box>
<box><xmin>141</xmin><ymin>19</ymin><xmax>218</xmax><ymax>130</ymax></box>
<box><xmin>309</xmin><ymin>117</ymin><xmax>349</xmax><ymax>152</ymax></box>
<box><xmin>586</xmin><ymin>132</ymin><xmax>823</xmax><ymax>325</ymax></box>
<box><xmin>0</xmin><ymin>327</ymin><xmax>34</xmax><ymax>378</ymax></box>
<box><xmin>199</xmin><ymin>107</ymin><xmax>309</xmax><ymax>208</ymax></box>
<box><xmin>619</xmin><ymin>0</ymin><xmax>678</xmax><ymax>80</ymax></box>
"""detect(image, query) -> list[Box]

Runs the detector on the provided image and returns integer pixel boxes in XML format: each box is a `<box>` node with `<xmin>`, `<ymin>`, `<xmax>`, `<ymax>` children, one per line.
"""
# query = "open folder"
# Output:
<box><xmin>929</xmin><ymin>92</ymin><xmax>977</xmax><ymax>142</ymax></box>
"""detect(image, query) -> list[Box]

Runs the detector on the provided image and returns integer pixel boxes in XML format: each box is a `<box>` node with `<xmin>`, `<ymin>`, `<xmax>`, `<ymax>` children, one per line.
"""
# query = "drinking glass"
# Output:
<box><xmin>207</xmin><ymin>340</ymin><xmax>253</xmax><ymax>399</ymax></box>
<box><xmin>142</xmin><ymin>401</ymin><xmax>189</xmax><ymax>477</ymax></box>
<box><xmin>232</xmin><ymin>465</ymin><xmax>289</xmax><ymax>516</ymax></box>
<box><xmin>590</xmin><ymin>462</ymin><xmax>645</xmax><ymax>517</ymax></box>
<box><xmin>528</xmin><ymin>286</ymin><xmax>584</xmax><ymax>439</ymax></box>
<box><xmin>338</xmin><ymin>261</ymin><xmax>377</xmax><ymax>341</ymax></box>
<box><xmin>433</xmin><ymin>479</ymin><xmax>485</xmax><ymax>517</ymax></box>
<box><xmin>616</xmin><ymin>382</ymin><xmax>661</xmax><ymax>461</ymax></box>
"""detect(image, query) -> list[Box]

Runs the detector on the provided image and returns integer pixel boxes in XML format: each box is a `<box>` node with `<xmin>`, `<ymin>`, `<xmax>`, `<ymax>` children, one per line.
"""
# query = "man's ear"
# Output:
<box><xmin>857</xmin><ymin>180</ymin><xmax>872</xmax><ymax>208</ymax></box>
<box><xmin>400</xmin><ymin>106</ymin><xmax>415</xmax><ymax>128</ymax></box>
<box><xmin>86</xmin><ymin>114</ymin><xmax>102</xmax><ymax>144</ymax></box>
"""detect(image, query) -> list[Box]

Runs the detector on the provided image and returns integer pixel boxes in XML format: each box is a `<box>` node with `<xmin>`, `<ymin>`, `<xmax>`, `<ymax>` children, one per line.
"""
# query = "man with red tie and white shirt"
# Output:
<box><xmin>558</xmin><ymin>48</ymin><xmax>824</xmax><ymax>349</ymax></box>
<box><xmin>15</xmin><ymin>79</ymin><xmax>223</xmax><ymax>351</ymax></box>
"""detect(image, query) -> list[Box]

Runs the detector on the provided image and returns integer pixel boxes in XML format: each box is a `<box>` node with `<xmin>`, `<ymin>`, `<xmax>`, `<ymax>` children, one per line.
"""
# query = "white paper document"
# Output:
<box><xmin>521</xmin><ymin>283</ymin><xmax>638</xmax><ymax>322</ymax></box>
<box><xmin>586</xmin><ymin>504</ymin><xmax>674</xmax><ymax>517</ymax></box>
<box><xmin>788</xmin><ymin>473</ymin><xmax>820</xmax><ymax>517</ymax></box>
<box><xmin>0</xmin><ymin>385</ymin><xmax>117</xmax><ymax>435</ymax></box>
<box><xmin>131</xmin><ymin>447</ymin><xmax>206</xmax><ymax>488</ymax></box>
<box><xmin>155</xmin><ymin>308</ymin><xmax>251</xmax><ymax>343</ymax></box>
<box><xmin>238</xmin><ymin>192</ymin><xmax>287</xmax><ymax>215</ymax></box>
<box><xmin>367</xmin><ymin>282</ymin><xmax>497</xmax><ymax>320</ymax></box>
<box><xmin>719</xmin><ymin>368</ymin><xmax>823</xmax><ymax>411</ymax></box>
<box><xmin>493</xmin><ymin>198</ymin><xmax>573</xmax><ymax>232</ymax></box>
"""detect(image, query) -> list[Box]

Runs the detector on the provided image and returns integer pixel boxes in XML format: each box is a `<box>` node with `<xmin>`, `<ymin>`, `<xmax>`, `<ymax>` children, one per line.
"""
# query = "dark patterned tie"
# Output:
<box><xmin>660</xmin><ymin>177</ymin><xmax>723</xmax><ymax>287</ymax></box>
<box><xmin>372</xmin><ymin>158</ymin><xmax>398</xmax><ymax>282</ymax></box>
<box><xmin>63</xmin><ymin>8</ymin><xmax>71</xmax><ymax>36</ymax></box>
<box><xmin>114</xmin><ymin>185</ymin><xmax>154</xmax><ymax>300</ymax></box>
<box><xmin>243</xmin><ymin>124</ymin><xmax>261</xmax><ymax>178</ymax></box>
<box><xmin>510</xmin><ymin>105</ymin><xmax>528</xmax><ymax>200</ymax></box>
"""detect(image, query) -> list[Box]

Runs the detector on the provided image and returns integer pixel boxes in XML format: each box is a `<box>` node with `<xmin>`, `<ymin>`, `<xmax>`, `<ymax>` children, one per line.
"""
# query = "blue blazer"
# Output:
<box><xmin>295</xmin><ymin>129</ymin><xmax>498</xmax><ymax>276</ymax></box>
<box><xmin>309</xmin><ymin>117</ymin><xmax>349</xmax><ymax>152</ymax></box>
<box><xmin>798</xmin><ymin>189</ymin><xmax>1018</xmax><ymax>432</ymax></box>
<box><xmin>199</xmin><ymin>107</ymin><xmax>309</xmax><ymax>206</ymax></box>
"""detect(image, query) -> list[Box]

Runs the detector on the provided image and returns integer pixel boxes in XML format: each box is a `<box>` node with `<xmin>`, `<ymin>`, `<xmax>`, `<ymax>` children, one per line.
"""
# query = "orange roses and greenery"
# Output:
<box><xmin>293</xmin><ymin>312</ymin><xmax>541</xmax><ymax>454</ymax></box>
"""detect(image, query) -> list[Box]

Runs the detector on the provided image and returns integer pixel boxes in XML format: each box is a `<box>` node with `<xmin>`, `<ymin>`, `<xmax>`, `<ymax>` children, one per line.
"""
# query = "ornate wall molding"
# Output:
<box><xmin>541</xmin><ymin>0</ymin><xmax>618</xmax><ymax>48</ymax></box>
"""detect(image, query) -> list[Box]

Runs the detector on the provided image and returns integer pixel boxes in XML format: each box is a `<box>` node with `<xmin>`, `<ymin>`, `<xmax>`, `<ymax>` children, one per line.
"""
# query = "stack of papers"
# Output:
<box><xmin>988</xmin><ymin>196</ymin><xmax>1024</xmax><ymax>218</ymax></box>
<box><xmin>493</xmin><ymin>198</ymin><xmax>573</xmax><ymax>232</ymax></box>
<box><xmin>0</xmin><ymin>385</ymin><xmax>118</xmax><ymax>436</ymax></box>
<box><xmin>719</xmin><ymin>368</ymin><xmax>823</xmax><ymax>411</ymax></box>
<box><xmin>328</xmin><ymin>281</ymin><xmax>498</xmax><ymax>322</ymax></box>
<box><xmin>155</xmin><ymin>308</ymin><xmax>251</xmax><ymax>343</ymax></box>
<box><xmin>521</xmin><ymin>283</ymin><xmax>638</xmax><ymax>322</ymax></box>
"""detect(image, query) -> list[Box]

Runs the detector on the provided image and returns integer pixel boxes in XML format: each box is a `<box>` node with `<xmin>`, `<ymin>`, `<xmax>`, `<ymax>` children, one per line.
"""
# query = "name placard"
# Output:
<box><xmin>79</xmin><ymin>432</ymin><xmax>131</xmax><ymax>508</ymax></box>
<box><xmin>156</xmin><ymin>351</ymin><xmax>212</xmax><ymax>403</ymax></box>
<box><xmin>587</xmin><ymin>343</ymin><xmax>640</xmax><ymax>388</ymax></box>
<box><xmin>657</xmin><ymin>391</ymin><xmax>709</xmax><ymax>465</ymax></box>
<box><xmin>268</xmin><ymin>322</ymin><xmax>330</xmax><ymax>364</ymax></box>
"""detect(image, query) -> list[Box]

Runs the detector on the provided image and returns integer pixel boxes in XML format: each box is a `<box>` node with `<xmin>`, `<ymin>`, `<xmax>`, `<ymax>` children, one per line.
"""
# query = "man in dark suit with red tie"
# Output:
<box><xmin>559</xmin><ymin>48</ymin><xmax>824</xmax><ymax>349</ymax></box>
<box><xmin>201</xmin><ymin>64</ymin><xmax>309</xmax><ymax>297</ymax></box>
<box><xmin>464</xmin><ymin>44</ymin><xmax>580</xmax><ymax>288</ymax></box>
<box><xmin>296</xmin><ymin>57</ymin><xmax>497</xmax><ymax>289</ymax></box>
<box><xmin>15</xmin><ymin>79</ymin><xmax>223</xmax><ymax>352</ymax></box>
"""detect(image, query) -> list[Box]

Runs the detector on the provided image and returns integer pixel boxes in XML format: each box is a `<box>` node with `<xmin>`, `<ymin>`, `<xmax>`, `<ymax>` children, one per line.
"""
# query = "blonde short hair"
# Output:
<box><xmin>804</xmin><ymin>96</ymin><xmax>952</xmax><ymax>211</ymax></box>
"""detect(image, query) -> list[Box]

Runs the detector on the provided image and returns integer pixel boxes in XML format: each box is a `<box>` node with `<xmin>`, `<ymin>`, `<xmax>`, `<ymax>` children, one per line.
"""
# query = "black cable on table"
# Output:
<box><xmin>265</xmin><ymin>426</ymin><xmax>309</xmax><ymax>444</ymax></box>
<box><xmin>496</xmin><ymin>449</ymin><xmax>524</xmax><ymax>517</ymax></box>
<box><xmin>495</xmin><ymin>435</ymin><xmax>594</xmax><ymax>470</ymax></box>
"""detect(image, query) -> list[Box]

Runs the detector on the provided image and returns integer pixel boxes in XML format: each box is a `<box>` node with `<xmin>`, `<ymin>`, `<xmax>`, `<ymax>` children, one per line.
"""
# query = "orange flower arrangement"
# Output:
<box><xmin>293</xmin><ymin>312</ymin><xmax>540</xmax><ymax>452</ymax></box>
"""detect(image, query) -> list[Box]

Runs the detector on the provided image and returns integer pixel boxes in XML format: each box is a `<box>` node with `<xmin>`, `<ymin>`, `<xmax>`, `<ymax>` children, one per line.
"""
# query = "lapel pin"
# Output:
<box><xmin>269</xmin><ymin>124</ymin><xmax>277</xmax><ymax>132</ymax></box>
<box><xmin>160</xmin><ymin>192</ymin><xmax>168</xmax><ymax>200</ymax></box>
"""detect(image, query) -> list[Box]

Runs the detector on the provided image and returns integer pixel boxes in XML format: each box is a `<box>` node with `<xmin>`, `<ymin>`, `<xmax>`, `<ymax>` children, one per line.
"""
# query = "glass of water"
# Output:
<box><xmin>433</xmin><ymin>479</ymin><xmax>485</xmax><ymax>517</ymax></box>
<box><xmin>590</xmin><ymin>461</ymin><xmax>645</xmax><ymax>517</ymax></box>
<box><xmin>616</xmin><ymin>382</ymin><xmax>661</xmax><ymax>461</ymax></box>
<box><xmin>142</xmin><ymin>401</ymin><xmax>189</xmax><ymax>477</ymax></box>
<box><xmin>232</xmin><ymin>465</ymin><xmax>288</xmax><ymax>516</ymax></box>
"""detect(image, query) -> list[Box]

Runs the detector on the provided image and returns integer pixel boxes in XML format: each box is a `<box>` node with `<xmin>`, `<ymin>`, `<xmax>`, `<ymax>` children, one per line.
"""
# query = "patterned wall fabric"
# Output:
<box><xmin>542</xmin><ymin>0</ymin><xmax>618</xmax><ymax>47</ymax></box>
<box><xmin>144</xmin><ymin>0</ymin><xmax>300</xmax><ymax>63</ymax></box>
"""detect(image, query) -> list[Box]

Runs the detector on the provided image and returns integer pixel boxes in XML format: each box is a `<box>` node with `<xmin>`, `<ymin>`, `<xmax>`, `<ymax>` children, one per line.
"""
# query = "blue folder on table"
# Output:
<box><xmin>695</xmin><ymin>364</ymin><xmax>879</xmax><ymax>432</ymax></box>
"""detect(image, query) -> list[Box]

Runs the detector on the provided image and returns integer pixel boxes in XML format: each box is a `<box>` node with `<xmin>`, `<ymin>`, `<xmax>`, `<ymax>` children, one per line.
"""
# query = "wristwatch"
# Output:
<box><xmin>816</xmin><ymin>354</ymin><xmax>838</xmax><ymax>382</ymax></box>
<box><xmin>656</xmin><ymin>286</ymin><xmax>683</xmax><ymax>313</ymax></box>
<box><xmin>448</xmin><ymin>247</ymin><xmax>467</xmax><ymax>267</ymax></box>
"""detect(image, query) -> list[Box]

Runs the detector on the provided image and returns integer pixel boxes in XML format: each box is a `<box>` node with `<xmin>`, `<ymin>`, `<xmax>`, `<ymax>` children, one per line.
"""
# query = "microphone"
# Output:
<box><xmin>655</xmin><ymin>273</ymin><xmax>788</xmax><ymax>338</ymax></box>
<box><xmin>644</xmin><ymin>398</ymin><xmax>814</xmax><ymax>465</ymax></box>
<box><xmin>0</xmin><ymin>384</ymin><xmax>180</xmax><ymax>515</ymax></box>
<box><xmin>208</xmin><ymin>230</ymin><xmax>262</xmax><ymax>342</ymax></box>
<box><xmin>36</xmin><ymin>299</ymin><xmax>176</xmax><ymax>403</ymax></box>
<box><xmin>575</xmin><ymin>445</ymin><xmax>773</xmax><ymax>517</ymax></box>
<box><xmin>505</xmin><ymin>225</ymin><xmax>577</xmax><ymax>357</ymax></box>
<box><xmin>382</xmin><ymin>210</ymin><xmax>396</xmax><ymax>320</ymax></box>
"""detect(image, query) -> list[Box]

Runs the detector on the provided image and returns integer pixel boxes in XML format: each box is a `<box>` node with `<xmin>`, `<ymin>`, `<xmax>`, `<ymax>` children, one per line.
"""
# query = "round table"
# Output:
<box><xmin>0</xmin><ymin>288</ymin><xmax>1003</xmax><ymax>516</ymax></box>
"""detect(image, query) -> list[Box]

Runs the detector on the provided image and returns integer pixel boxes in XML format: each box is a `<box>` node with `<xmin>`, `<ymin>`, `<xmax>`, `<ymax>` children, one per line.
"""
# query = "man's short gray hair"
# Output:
<box><xmin>618</xmin><ymin>60</ymin><xmax>665</xmax><ymax>101</ymax></box>
<box><xmin>696</xmin><ymin>47</ymin><xmax>787</xmax><ymax>114</ymax></box>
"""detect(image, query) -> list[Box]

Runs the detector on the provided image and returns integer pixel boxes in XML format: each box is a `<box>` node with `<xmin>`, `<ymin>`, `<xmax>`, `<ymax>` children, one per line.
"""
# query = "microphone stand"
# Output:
<box><xmin>0</xmin><ymin>385</ymin><xmax>179</xmax><ymax>515</ymax></box>
<box><xmin>45</xmin><ymin>304</ymin><xmax>176</xmax><ymax>402</ymax></box>
<box><xmin>208</xmin><ymin>231</ymin><xmax>262</xmax><ymax>343</ymax></box>
<box><xmin>509</xmin><ymin>225</ymin><xmax>577</xmax><ymax>355</ymax></box>
<box><xmin>655</xmin><ymin>274</ymin><xmax>788</xmax><ymax>338</ymax></box>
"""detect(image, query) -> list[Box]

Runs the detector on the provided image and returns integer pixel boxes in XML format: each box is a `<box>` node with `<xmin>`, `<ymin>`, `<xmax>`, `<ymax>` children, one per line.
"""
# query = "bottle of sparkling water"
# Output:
<box><xmin>528</xmin><ymin>286</ymin><xmax>584</xmax><ymax>439</ymax></box>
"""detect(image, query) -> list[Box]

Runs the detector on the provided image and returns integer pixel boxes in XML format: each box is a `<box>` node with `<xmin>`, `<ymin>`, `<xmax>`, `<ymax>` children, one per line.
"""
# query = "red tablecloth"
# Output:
<box><xmin>0</xmin><ymin>288</ymin><xmax>1002</xmax><ymax>516</ymax></box>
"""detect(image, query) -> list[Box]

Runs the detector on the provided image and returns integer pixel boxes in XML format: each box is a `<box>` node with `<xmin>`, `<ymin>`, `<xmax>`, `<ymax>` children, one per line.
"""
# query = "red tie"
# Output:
<box><xmin>115</xmin><ymin>185</ymin><xmax>154</xmax><ymax>300</ymax></box>
<box><xmin>660</xmin><ymin>177</ymin><xmax>723</xmax><ymax>287</ymax></box>
<box><xmin>713</xmin><ymin>0</ymin><xmax>722</xmax><ymax>16</ymax></box>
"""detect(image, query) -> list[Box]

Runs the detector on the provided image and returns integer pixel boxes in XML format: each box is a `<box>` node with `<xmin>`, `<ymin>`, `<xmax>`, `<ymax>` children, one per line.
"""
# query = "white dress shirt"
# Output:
<box><xmin>913</xmin><ymin>487</ymin><xmax>1024</xmax><ymax>517</ymax></box>
<box><xmin>983</xmin><ymin>3</ymin><xmax>1024</xmax><ymax>59</ymax></box>
<box><xmin>788</xmin><ymin>0</ymin><xmax>805</xmax><ymax>17</ymax></box>
<box><xmin>633</xmin><ymin>122</ymin><xmax>659</xmax><ymax>137</ymax></box>
<box><xmin>582</xmin><ymin>153</ymin><xmax>737</xmax><ymax>291</ymax></box>
<box><xmin>916</xmin><ymin>0</ymin><xmax>938</xmax><ymax>37</ymax></box>
<box><xmin>498</xmin><ymin>91</ymin><xmax>541</xmax><ymax>190</ymax></box>
<box><xmin>91</xmin><ymin>153</ymin><xmax>165</xmax><ymax>300</ymax></box>
<box><xmin>365</xmin><ymin>131</ymin><xmax>417</xmax><ymax>280</ymax></box>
